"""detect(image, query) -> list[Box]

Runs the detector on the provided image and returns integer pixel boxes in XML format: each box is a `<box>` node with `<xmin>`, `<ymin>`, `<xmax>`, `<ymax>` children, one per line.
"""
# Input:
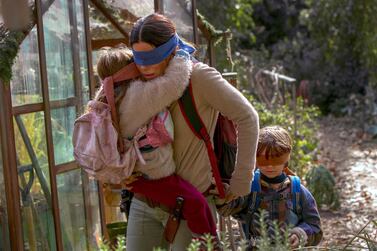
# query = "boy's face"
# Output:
<box><xmin>257</xmin><ymin>150</ymin><xmax>290</xmax><ymax>178</ymax></box>
<box><xmin>257</xmin><ymin>163</ymin><xmax>286</xmax><ymax>178</ymax></box>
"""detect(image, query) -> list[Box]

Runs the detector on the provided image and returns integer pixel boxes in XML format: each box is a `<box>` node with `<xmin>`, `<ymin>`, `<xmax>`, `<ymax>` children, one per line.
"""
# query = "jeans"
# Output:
<box><xmin>126</xmin><ymin>195</ymin><xmax>217</xmax><ymax>251</ymax></box>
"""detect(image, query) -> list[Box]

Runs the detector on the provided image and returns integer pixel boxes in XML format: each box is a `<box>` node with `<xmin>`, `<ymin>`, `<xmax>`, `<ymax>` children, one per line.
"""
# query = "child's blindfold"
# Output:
<box><xmin>256</xmin><ymin>153</ymin><xmax>290</xmax><ymax>167</ymax></box>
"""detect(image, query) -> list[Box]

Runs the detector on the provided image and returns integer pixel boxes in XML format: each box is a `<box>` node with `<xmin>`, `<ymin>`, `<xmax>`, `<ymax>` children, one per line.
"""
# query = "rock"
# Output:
<box><xmin>366</xmin><ymin>125</ymin><xmax>377</xmax><ymax>138</ymax></box>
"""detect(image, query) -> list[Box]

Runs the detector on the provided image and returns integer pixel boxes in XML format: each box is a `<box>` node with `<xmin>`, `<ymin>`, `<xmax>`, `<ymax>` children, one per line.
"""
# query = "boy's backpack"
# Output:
<box><xmin>249</xmin><ymin>169</ymin><xmax>302</xmax><ymax>215</ymax></box>
<box><xmin>241</xmin><ymin>169</ymin><xmax>302</xmax><ymax>238</ymax></box>
<box><xmin>178</xmin><ymin>80</ymin><xmax>237</xmax><ymax>198</ymax></box>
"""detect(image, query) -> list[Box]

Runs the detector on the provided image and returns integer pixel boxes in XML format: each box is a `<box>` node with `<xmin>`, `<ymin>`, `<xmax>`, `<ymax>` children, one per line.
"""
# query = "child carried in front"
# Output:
<box><xmin>217</xmin><ymin>126</ymin><xmax>322</xmax><ymax>249</ymax></box>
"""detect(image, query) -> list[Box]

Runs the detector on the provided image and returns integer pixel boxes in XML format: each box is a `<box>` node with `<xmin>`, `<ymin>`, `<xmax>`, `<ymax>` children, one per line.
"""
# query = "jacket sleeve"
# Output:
<box><xmin>296</xmin><ymin>185</ymin><xmax>323</xmax><ymax>246</ymax></box>
<box><xmin>191</xmin><ymin>63</ymin><xmax>259</xmax><ymax>197</ymax></box>
<box><xmin>217</xmin><ymin>195</ymin><xmax>250</xmax><ymax>218</ymax></box>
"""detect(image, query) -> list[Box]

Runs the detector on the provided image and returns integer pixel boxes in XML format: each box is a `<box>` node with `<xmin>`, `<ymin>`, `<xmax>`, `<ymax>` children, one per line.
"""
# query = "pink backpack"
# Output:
<box><xmin>72</xmin><ymin>63</ymin><xmax>141</xmax><ymax>184</ymax></box>
<box><xmin>72</xmin><ymin>100</ymin><xmax>142</xmax><ymax>184</ymax></box>
<box><xmin>72</xmin><ymin>62</ymin><xmax>174</xmax><ymax>184</ymax></box>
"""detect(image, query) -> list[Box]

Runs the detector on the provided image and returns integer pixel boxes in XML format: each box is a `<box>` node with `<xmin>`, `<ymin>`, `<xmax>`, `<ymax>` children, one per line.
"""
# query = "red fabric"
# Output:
<box><xmin>131</xmin><ymin>174</ymin><xmax>217</xmax><ymax>236</ymax></box>
<box><xmin>218</xmin><ymin>115</ymin><xmax>237</xmax><ymax>145</ymax></box>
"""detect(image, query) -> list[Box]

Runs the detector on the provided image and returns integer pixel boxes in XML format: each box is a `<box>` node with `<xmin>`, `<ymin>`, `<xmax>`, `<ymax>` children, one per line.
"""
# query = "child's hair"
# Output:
<box><xmin>93</xmin><ymin>46</ymin><xmax>134</xmax><ymax>105</ymax></box>
<box><xmin>257</xmin><ymin>126</ymin><xmax>292</xmax><ymax>160</ymax></box>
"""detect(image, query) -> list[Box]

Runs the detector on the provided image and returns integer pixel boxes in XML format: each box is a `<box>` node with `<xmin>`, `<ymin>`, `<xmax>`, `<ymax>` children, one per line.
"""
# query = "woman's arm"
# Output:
<box><xmin>119</xmin><ymin>55</ymin><xmax>192</xmax><ymax>137</ymax></box>
<box><xmin>191</xmin><ymin>63</ymin><xmax>259</xmax><ymax>197</ymax></box>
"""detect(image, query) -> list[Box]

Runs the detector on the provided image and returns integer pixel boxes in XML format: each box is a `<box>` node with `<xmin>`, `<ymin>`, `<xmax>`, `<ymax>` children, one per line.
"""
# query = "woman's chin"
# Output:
<box><xmin>143</xmin><ymin>74</ymin><xmax>157</xmax><ymax>79</ymax></box>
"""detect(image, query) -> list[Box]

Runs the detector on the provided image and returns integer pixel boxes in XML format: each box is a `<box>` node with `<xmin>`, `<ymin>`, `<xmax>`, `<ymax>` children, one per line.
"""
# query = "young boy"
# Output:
<box><xmin>217</xmin><ymin>126</ymin><xmax>322</xmax><ymax>249</ymax></box>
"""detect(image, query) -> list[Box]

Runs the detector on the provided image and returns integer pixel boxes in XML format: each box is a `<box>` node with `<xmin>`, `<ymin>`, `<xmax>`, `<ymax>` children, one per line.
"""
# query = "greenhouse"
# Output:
<box><xmin>0</xmin><ymin>0</ymin><xmax>224</xmax><ymax>250</ymax></box>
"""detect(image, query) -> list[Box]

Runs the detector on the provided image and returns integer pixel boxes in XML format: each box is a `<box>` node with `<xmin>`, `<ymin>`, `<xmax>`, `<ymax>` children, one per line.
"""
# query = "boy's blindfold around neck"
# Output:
<box><xmin>132</xmin><ymin>33</ymin><xmax>195</xmax><ymax>66</ymax></box>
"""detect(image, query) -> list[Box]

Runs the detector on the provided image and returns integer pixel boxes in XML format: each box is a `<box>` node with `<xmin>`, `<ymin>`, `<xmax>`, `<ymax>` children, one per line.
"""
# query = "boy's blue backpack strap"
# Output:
<box><xmin>250</xmin><ymin>169</ymin><xmax>261</xmax><ymax>212</ymax></box>
<box><xmin>289</xmin><ymin>175</ymin><xmax>301</xmax><ymax>214</ymax></box>
<box><xmin>242</xmin><ymin>169</ymin><xmax>261</xmax><ymax>238</ymax></box>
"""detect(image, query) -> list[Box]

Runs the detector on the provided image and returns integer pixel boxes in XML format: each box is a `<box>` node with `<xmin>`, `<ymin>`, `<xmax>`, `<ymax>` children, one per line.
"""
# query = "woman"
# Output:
<box><xmin>123</xmin><ymin>13</ymin><xmax>259</xmax><ymax>250</ymax></box>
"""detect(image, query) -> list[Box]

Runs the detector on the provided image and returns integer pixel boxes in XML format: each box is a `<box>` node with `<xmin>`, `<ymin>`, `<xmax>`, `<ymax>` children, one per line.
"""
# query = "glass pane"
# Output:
<box><xmin>196</xmin><ymin>29</ymin><xmax>210</xmax><ymax>64</ymax></box>
<box><xmin>164</xmin><ymin>0</ymin><xmax>194</xmax><ymax>42</ymax></box>
<box><xmin>91</xmin><ymin>51</ymin><xmax>102</xmax><ymax>90</ymax></box>
<box><xmin>0</xmin><ymin>133</ymin><xmax>11</xmax><ymax>251</ymax></box>
<box><xmin>13</xmin><ymin>112</ymin><xmax>57</xmax><ymax>251</ymax></box>
<box><xmin>11</xmin><ymin>27</ymin><xmax>43</xmax><ymax>106</ymax></box>
<box><xmin>83</xmin><ymin>175</ymin><xmax>101</xmax><ymax>250</ymax></box>
<box><xmin>57</xmin><ymin>169</ymin><xmax>88</xmax><ymax>250</ymax></box>
<box><xmin>88</xmin><ymin>2</ymin><xmax>124</xmax><ymax>40</ymax></box>
<box><xmin>43</xmin><ymin>0</ymin><xmax>75</xmax><ymax>101</ymax></box>
<box><xmin>51</xmin><ymin>106</ymin><xmax>76</xmax><ymax>165</ymax></box>
<box><xmin>108</xmin><ymin>0</ymin><xmax>154</xmax><ymax>19</ymax></box>
<box><xmin>75</xmin><ymin>0</ymin><xmax>90</xmax><ymax>107</ymax></box>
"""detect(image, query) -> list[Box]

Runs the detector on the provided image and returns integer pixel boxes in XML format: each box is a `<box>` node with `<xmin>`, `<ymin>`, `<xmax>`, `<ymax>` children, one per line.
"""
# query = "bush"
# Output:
<box><xmin>305</xmin><ymin>165</ymin><xmax>340</xmax><ymax>210</ymax></box>
<box><xmin>244</xmin><ymin>92</ymin><xmax>320</xmax><ymax>177</ymax></box>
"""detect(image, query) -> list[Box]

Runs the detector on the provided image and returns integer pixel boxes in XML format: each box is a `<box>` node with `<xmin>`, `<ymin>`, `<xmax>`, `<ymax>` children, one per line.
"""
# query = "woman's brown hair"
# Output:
<box><xmin>130</xmin><ymin>13</ymin><xmax>176</xmax><ymax>47</ymax></box>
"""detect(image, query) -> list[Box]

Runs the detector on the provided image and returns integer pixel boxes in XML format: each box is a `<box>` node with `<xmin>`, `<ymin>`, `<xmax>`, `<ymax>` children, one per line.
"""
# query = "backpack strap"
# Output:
<box><xmin>178</xmin><ymin>80</ymin><xmax>226</xmax><ymax>198</ymax></box>
<box><xmin>289</xmin><ymin>175</ymin><xmax>302</xmax><ymax>214</ymax></box>
<box><xmin>242</xmin><ymin>169</ymin><xmax>261</xmax><ymax>239</ymax></box>
<box><xmin>250</xmin><ymin>169</ymin><xmax>261</xmax><ymax>211</ymax></box>
<box><xmin>102</xmin><ymin>62</ymin><xmax>140</xmax><ymax>153</ymax></box>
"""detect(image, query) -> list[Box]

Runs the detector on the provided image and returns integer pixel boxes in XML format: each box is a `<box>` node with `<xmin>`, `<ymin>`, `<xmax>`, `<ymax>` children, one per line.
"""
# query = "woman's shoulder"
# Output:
<box><xmin>191</xmin><ymin>62</ymin><xmax>218</xmax><ymax>77</ymax></box>
<box><xmin>191</xmin><ymin>62</ymin><xmax>223</xmax><ymax>87</ymax></box>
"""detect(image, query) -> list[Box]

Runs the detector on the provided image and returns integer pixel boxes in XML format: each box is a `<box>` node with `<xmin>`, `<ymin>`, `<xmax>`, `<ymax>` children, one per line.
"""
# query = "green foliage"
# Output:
<box><xmin>305</xmin><ymin>165</ymin><xmax>340</xmax><ymax>210</ymax></box>
<box><xmin>245</xmin><ymin>92</ymin><xmax>320</xmax><ymax>176</ymax></box>
<box><xmin>310</xmin><ymin>0</ymin><xmax>377</xmax><ymax>85</ymax></box>
<box><xmin>256</xmin><ymin>210</ymin><xmax>293</xmax><ymax>251</ymax></box>
<box><xmin>98</xmin><ymin>236</ymin><xmax>126</xmax><ymax>251</ymax></box>
<box><xmin>0</xmin><ymin>25</ymin><xmax>24</xmax><ymax>83</ymax></box>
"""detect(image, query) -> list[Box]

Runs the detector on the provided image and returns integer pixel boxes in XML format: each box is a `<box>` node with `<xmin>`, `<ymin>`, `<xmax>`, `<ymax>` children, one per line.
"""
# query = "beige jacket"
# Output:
<box><xmin>119</xmin><ymin>60</ymin><xmax>259</xmax><ymax>196</ymax></box>
<box><xmin>118</xmin><ymin>56</ymin><xmax>192</xmax><ymax>179</ymax></box>
<box><xmin>170</xmin><ymin>63</ymin><xmax>259</xmax><ymax>196</ymax></box>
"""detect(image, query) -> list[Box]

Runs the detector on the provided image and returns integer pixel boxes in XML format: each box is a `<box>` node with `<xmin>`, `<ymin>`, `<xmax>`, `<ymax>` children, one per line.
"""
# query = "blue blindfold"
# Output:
<box><xmin>132</xmin><ymin>33</ymin><xmax>195</xmax><ymax>65</ymax></box>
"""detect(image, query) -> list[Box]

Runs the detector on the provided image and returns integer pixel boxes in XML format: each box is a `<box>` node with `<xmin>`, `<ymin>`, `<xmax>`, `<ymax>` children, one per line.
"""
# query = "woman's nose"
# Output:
<box><xmin>138</xmin><ymin>65</ymin><xmax>149</xmax><ymax>70</ymax></box>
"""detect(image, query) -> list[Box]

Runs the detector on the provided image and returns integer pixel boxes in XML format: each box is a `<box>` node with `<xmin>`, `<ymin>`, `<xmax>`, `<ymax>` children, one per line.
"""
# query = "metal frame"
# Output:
<box><xmin>90</xmin><ymin>0</ymin><xmax>130</xmax><ymax>42</ymax></box>
<box><xmin>68</xmin><ymin>0</ymin><xmax>84</xmax><ymax>116</ymax></box>
<box><xmin>0</xmin><ymin>81</ymin><xmax>24</xmax><ymax>251</ymax></box>
<box><xmin>155</xmin><ymin>0</ymin><xmax>164</xmax><ymax>13</ymax></box>
<box><xmin>1</xmin><ymin>0</ymin><xmax>203</xmax><ymax>249</ymax></box>
<box><xmin>191</xmin><ymin>0</ymin><xmax>199</xmax><ymax>44</ymax></box>
<box><xmin>84</xmin><ymin>0</ymin><xmax>96</xmax><ymax>99</ymax></box>
<box><xmin>35</xmin><ymin>0</ymin><xmax>63</xmax><ymax>249</ymax></box>
<box><xmin>91</xmin><ymin>38</ymin><xmax>129</xmax><ymax>50</ymax></box>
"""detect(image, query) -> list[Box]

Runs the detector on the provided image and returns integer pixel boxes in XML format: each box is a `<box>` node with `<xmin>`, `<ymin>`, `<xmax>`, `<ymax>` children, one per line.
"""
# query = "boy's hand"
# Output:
<box><xmin>289</xmin><ymin>227</ymin><xmax>308</xmax><ymax>248</ymax></box>
<box><xmin>289</xmin><ymin>233</ymin><xmax>300</xmax><ymax>248</ymax></box>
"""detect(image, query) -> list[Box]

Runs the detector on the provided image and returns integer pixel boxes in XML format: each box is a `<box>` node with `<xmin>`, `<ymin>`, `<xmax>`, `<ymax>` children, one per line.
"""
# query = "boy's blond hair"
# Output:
<box><xmin>92</xmin><ymin>46</ymin><xmax>133</xmax><ymax>108</ymax></box>
<box><xmin>257</xmin><ymin>126</ymin><xmax>292</xmax><ymax>160</ymax></box>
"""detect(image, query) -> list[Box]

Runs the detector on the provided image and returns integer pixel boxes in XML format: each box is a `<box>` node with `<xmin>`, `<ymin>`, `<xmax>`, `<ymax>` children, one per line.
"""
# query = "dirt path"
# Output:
<box><xmin>316</xmin><ymin>116</ymin><xmax>377</xmax><ymax>248</ymax></box>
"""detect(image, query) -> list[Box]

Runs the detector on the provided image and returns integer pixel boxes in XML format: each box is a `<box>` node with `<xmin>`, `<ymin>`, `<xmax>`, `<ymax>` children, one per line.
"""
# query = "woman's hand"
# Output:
<box><xmin>209</xmin><ymin>183</ymin><xmax>238</xmax><ymax>205</ymax></box>
<box><xmin>121</xmin><ymin>173</ymin><xmax>142</xmax><ymax>190</ymax></box>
